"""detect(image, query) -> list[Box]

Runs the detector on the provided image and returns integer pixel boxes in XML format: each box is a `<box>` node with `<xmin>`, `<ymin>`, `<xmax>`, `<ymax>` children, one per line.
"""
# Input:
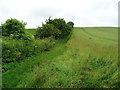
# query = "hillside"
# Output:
<box><xmin>3</xmin><ymin>27</ymin><xmax>118</xmax><ymax>88</ymax></box>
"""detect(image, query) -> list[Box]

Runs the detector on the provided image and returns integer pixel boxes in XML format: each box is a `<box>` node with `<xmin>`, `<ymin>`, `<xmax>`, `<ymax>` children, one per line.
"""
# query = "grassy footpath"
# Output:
<box><xmin>3</xmin><ymin>27</ymin><xmax>119</xmax><ymax>88</ymax></box>
<box><xmin>3</xmin><ymin>41</ymin><xmax>67</xmax><ymax>88</ymax></box>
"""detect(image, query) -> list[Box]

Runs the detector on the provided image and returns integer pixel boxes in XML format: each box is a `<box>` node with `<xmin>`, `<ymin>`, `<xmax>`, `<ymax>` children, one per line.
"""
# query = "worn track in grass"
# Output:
<box><xmin>3</xmin><ymin>27</ymin><xmax>118</xmax><ymax>88</ymax></box>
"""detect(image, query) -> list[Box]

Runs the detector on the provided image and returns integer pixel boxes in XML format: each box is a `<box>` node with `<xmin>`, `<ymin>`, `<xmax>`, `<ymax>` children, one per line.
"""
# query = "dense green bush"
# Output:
<box><xmin>2</xmin><ymin>18</ymin><xmax>26</xmax><ymax>37</ymax></box>
<box><xmin>2</xmin><ymin>37</ymin><xmax>56</xmax><ymax>62</ymax></box>
<box><xmin>36</xmin><ymin>24</ymin><xmax>61</xmax><ymax>39</ymax></box>
<box><xmin>2</xmin><ymin>17</ymin><xmax>73</xmax><ymax>72</ymax></box>
<box><xmin>46</xmin><ymin>18</ymin><xmax>72</xmax><ymax>38</ymax></box>
<box><xmin>67</xmin><ymin>21</ymin><xmax>74</xmax><ymax>28</ymax></box>
<box><xmin>10</xmin><ymin>31</ymin><xmax>34</xmax><ymax>40</ymax></box>
<box><xmin>2</xmin><ymin>36</ymin><xmax>56</xmax><ymax>71</ymax></box>
<box><xmin>36</xmin><ymin>17</ymin><xmax>73</xmax><ymax>39</ymax></box>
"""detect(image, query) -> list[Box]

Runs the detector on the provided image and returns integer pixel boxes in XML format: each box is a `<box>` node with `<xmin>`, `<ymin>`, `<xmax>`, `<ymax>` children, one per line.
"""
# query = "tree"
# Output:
<box><xmin>36</xmin><ymin>24</ymin><xmax>61</xmax><ymax>39</ymax></box>
<box><xmin>2</xmin><ymin>18</ymin><xmax>26</xmax><ymax>37</ymax></box>
<box><xmin>67</xmin><ymin>21</ymin><xmax>74</xmax><ymax>28</ymax></box>
<box><xmin>45</xmin><ymin>18</ymin><xmax>72</xmax><ymax>38</ymax></box>
<box><xmin>35</xmin><ymin>17</ymin><xmax>73</xmax><ymax>39</ymax></box>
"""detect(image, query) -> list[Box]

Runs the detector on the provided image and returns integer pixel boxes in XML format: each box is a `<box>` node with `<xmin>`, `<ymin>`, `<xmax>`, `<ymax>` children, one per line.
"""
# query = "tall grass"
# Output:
<box><xmin>2</xmin><ymin>27</ymin><xmax>119</xmax><ymax>88</ymax></box>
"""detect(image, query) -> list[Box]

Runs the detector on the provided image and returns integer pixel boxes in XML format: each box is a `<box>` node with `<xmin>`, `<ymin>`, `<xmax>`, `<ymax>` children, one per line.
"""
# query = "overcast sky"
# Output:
<box><xmin>0</xmin><ymin>0</ymin><xmax>119</xmax><ymax>28</ymax></box>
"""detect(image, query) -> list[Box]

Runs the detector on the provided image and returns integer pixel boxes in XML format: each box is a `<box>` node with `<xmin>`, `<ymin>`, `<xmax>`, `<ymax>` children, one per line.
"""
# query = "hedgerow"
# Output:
<box><xmin>35</xmin><ymin>17</ymin><xmax>74</xmax><ymax>39</ymax></box>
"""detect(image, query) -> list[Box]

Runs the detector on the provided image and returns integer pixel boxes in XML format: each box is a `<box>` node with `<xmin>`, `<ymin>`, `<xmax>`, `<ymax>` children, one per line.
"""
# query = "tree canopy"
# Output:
<box><xmin>36</xmin><ymin>17</ymin><xmax>73</xmax><ymax>39</ymax></box>
<box><xmin>2</xmin><ymin>18</ymin><xmax>26</xmax><ymax>37</ymax></box>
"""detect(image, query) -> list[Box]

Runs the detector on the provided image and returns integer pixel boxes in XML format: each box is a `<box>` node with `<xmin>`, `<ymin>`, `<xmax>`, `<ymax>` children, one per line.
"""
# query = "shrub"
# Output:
<box><xmin>2</xmin><ymin>36</ymin><xmax>57</xmax><ymax>71</ymax></box>
<box><xmin>46</xmin><ymin>18</ymin><xmax>72</xmax><ymax>38</ymax></box>
<box><xmin>36</xmin><ymin>17</ymin><xmax>73</xmax><ymax>39</ymax></box>
<box><xmin>2</xmin><ymin>18</ymin><xmax>26</xmax><ymax>37</ymax></box>
<box><xmin>10</xmin><ymin>32</ymin><xmax>34</xmax><ymax>40</ymax></box>
<box><xmin>67</xmin><ymin>21</ymin><xmax>74</xmax><ymax>28</ymax></box>
<box><xmin>36</xmin><ymin>24</ymin><xmax>61</xmax><ymax>39</ymax></box>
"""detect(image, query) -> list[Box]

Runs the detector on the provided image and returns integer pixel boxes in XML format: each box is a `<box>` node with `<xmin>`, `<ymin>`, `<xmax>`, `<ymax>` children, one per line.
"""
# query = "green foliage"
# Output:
<box><xmin>46</xmin><ymin>18</ymin><xmax>72</xmax><ymax>38</ymax></box>
<box><xmin>2</xmin><ymin>18</ymin><xmax>26</xmax><ymax>37</ymax></box>
<box><xmin>2</xmin><ymin>27</ymin><xmax>118</xmax><ymax>88</ymax></box>
<box><xmin>36</xmin><ymin>24</ymin><xmax>61</xmax><ymax>39</ymax></box>
<box><xmin>2</xmin><ymin>36</ymin><xmax>57</xmax><ymax>72</ymax></box>
<box><xmin>67</xmin><ymin>21</ymin><xmax>74</xmax><ymax>28</ymax></box>
<box><xmin>36</xmin><ymin>17</ymin><xmax>73</xmax><ymax>39</ymax></box>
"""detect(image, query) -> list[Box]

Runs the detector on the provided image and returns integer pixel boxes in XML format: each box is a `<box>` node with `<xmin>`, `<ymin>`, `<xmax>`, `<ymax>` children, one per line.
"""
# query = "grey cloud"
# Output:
<box><xmin>0</xmin><ymin>0</ymin><xmax>118</xmax><ymax>28</ymax></box>
<box><xmin>30</xmin><ymin>7</ymin><xmax>62</xmax><ymax>18</ymax></box>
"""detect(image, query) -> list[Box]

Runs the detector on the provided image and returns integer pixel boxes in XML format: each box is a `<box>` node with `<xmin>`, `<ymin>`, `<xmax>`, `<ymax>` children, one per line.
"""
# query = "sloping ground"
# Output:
<box><xmin>3</xmin><ymin>27</ymin><xmax>119</xmax><ymax>88</ymax></box>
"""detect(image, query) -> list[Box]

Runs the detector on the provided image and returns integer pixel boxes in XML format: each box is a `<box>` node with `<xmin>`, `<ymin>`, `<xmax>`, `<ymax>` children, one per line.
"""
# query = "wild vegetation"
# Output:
<box><xmin>2</xmin><ymin>18</ymin><xmax>73</xmax><ymax>72</ymax></box>
<box><xmin>2</xmin><ymin>18</ymin><xmax>119</xmax><ymax>88</ymax></box>
<box><xmin>35</xmin><ymin>17</ymin><xmax>73</xmax><ymax>39</ymax></box>
<box><xmin>2</xmin><ymin>19</ymin><xmax>26</xmax><ymax>39</ymax></box>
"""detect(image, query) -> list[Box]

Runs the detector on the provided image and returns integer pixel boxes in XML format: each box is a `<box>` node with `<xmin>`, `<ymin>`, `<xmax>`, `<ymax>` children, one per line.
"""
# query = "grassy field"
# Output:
<box><xmin>3</xmin><ymin>27</ymin><xmax>119</xmax><ymax>88</ymax></box>
<box><xmin>25</xmin><ymin>29</ymin><xmax>36</xmax><ymax>35</ymax></box>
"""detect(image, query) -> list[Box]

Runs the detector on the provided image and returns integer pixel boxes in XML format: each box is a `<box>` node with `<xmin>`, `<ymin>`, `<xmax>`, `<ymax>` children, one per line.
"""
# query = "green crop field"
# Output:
<box><xmin>25</xmin><ymin>29</ymin><xmax>36</xmax><ymax>35</ymax></box>
<box><xmin>3</xmin><ymin>27</ymin><xmax>119</xmax><ymax>88</ymax></box>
